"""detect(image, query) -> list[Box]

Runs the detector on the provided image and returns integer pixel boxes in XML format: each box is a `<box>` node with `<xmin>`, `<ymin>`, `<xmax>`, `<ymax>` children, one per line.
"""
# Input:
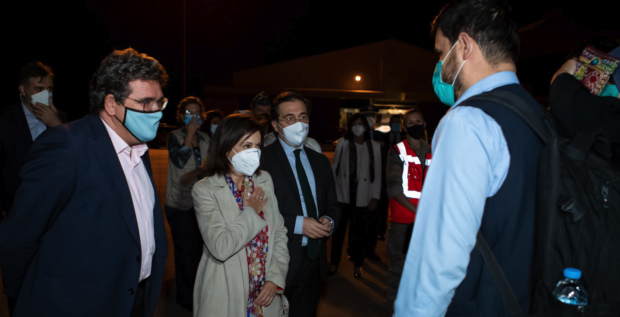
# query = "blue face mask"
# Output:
<box><xmin>184</xmin><ymin>114</ymin><xmax>202</xmax><ymax>126</ymax></box>
<box><xmin>210</xmin><ymin>124</ymin><xmax>218</xmax><ymax>135</ymax></box>
<box><xmin>432</xmin><ymin>40</ymin><xmax>467</xmax><ymax>107</ymax></box>
<box><xmin>600</xmin><ymin>84</ymin><xmax>619</xmax><ymax>98</ymax></box>
<box><xmin>390</xmin><ymin>123</ymin><xmax>401</xmax><ymax>133</ymax></box>
<box><xmin>116</xmin><ymin>107</ymin><xmax>163</xmax><ymax>142</ymax></box>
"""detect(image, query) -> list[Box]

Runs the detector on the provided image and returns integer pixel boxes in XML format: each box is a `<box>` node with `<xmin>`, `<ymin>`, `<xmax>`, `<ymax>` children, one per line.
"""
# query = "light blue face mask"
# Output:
<box><xmin>210</xmin><ymin>124</ymin><xmax>218</xmax><ymax>135</ymax></box>
<box><xmin>390</xmin><ymin>123</ymin><xmax>401</xmax><ymax>132</ymax></box>
<box><xmin>600</xmin><ymin>84</ymin><xmax>619</xmax><ymax>98</ymax></box>
<box><xmin>432</xmin><ymin>40</ymin><xmax>467</xmax><ymax>107</ymax></box>
<box><xmin>116</xmin><ymin>107</ymin><xmax>163</xmax><ymax>142</ymax></box>
<box><xmin>184</xmin><ymin>114</ymin><xmax>202</xmax><ymax>126</ymax></box>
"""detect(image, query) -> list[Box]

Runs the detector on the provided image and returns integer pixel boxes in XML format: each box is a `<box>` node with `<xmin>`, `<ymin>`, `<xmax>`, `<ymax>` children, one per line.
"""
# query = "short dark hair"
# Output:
<box><xmin>389</xmin><ymin>115</ymin><xmax>401</xmax><ymax>123</ymax></box>
<box><xmin>403</xmin><ymin>108</ymin><xmax>425</xmax><ymax>122</ymax></box>
<box><xmin>19</xmin><ymin>62</ymin><xmax>54</xmax><ymax>88</ymax></box>
<box><xmin>176</xmin><ymin>96</ymin><xmax>205</xmax><ymax>124</ymax></box>
<box><xmin>205</xmin><ymin>114</ymin><xmax>263</xmax><ymax>177</ymax></box>
<box><xmin>432</xmin><ymin>0</ymin><xmax>519</xmax><ymax>65</ymax></box>
<box><xmin>89</xmin><ymin>48</ymin><xmax>169</xmax><ymax>112</ymax></box>
<box><xmin>204</xmin><ymin>109</ymin><xmax>224</xmax><ymax>137</ymax></box>
<box><xmin>344</xmin><ymin>113</ymin><xmax>371</xmax><ymax>141</ymax></box>
<box><xmin>270</xmin><ymin>89</ymin><xmax>312</xmax><ymax>122</ymax></box>
<box><xmin>251</xmin><ymin>91</ymin><xmax>271</xmax><ymax>109</ymax></box>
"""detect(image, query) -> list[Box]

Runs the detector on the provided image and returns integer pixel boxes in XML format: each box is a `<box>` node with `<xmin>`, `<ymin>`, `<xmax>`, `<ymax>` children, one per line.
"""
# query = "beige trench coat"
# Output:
<box><xmin>192</xmin><ymin>172</ymin><xmax>290</xmax><ymax>317</ymax></box>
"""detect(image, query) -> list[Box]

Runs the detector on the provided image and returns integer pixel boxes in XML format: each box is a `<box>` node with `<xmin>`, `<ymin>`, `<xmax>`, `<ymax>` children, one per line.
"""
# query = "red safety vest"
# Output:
<box><xmin>389</xmin><ymin>139</ymin><xmax>432</xmax><ymax>224</ymax></box>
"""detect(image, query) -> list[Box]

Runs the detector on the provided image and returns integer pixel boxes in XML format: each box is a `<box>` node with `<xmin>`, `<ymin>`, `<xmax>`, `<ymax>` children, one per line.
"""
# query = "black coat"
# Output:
<box><xmin>0</xmin><ymin>104</ymin><xmax>67</xmax><ymax>204</ymax></box>
<box><xmin>262</xmin><ymin>139</ymin><xmax>341</xmax><ymax>285</ymax></box>
<box><xmin>0</xmin><ymin>114</ymin><xmax>168</xmax><ymax>317</ymax></box>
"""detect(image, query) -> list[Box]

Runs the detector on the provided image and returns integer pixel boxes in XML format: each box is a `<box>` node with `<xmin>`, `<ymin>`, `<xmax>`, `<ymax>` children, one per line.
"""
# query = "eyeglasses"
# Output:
<box><xmin>185</xmin><ymin>110</ymin><xmax>201</xmax><ymax>116</ymax></box>
<box><xmin>126</xmin><ymin>97</ymin><xmax>168</xmax><ymax>112</ymax></box>
<box><xmin>279</xmin><ymin>114</ymin><xmax>309</xmax><ymax>125</ymax></box>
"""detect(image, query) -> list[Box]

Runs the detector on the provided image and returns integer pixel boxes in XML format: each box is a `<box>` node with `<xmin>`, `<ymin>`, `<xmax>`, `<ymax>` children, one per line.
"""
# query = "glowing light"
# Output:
<box><xmin>355</xmin><ymin>76</ymin><xmax>361</xmax><ymax>82</ymax></box>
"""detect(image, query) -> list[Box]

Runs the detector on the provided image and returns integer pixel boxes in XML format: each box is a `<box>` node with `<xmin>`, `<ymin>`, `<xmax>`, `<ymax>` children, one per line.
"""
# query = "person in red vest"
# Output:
<box><xmin>384</xmin><ymin>108</ymin><xmax>432</xmax><ymax>316</ymax></box>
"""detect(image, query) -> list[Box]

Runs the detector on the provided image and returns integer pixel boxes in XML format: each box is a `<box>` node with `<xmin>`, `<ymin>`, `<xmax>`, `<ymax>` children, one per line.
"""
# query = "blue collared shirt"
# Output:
<box><xmin>21</xmin><ymin>101</ymin><xmax>47</xmax><ymax>141</ymax></box>
<box><xmin>279</xmin><ymin>138</ymin><xmax>319</xmax><ymax>246</ymax></box>
<box><xmin>394</xmin><ymin>71</ymin><xmax>518</xmax><ymax>316</ymax></box>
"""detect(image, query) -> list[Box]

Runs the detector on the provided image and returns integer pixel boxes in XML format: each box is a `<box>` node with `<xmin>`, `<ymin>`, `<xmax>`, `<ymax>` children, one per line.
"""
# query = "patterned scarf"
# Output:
<box><xmin>225</xmin><ymin>174</ymin><xmax>269</xmax><ymax>317</ymax></box>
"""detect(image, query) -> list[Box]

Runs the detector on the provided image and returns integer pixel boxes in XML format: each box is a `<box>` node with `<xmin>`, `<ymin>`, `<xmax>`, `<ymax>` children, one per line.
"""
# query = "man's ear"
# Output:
<box><xmin>104</xmin><ymin>94</ymin><xmax>117</xmax><ymax>116</ymax></box>
<box><xmin>271</xmin><ymin>120</ymin><xmax>280</xmax><ymax>134</ymax></box>
<box><xmin>458</xmin><ymin>32</ymin><xmax>475</xmax><ymax>61</ymax></box>
<box><xmin>19</xmin><ymin>85</ymin><xmax>26</xmax><ymax>96</ymax></box>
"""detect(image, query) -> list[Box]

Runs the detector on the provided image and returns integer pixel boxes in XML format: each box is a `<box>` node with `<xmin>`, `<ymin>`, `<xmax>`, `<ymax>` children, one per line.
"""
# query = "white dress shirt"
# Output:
<box><xmin>101</xmin><ymin>119</ymin><xmax>156</xmax><ymax>282</ymax></box>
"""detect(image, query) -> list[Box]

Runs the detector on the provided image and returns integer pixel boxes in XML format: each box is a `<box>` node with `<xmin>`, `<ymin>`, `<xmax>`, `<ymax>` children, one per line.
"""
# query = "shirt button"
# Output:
<box><xmin>129</xmin><ymin>288</ymin><xmax>135</xmax><ymax>294</ymax></box>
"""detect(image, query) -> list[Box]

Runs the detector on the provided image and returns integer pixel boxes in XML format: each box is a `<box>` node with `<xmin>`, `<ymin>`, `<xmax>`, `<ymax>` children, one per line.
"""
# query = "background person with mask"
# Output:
<box><xmin>164</xmin><ymin>96</ymin><xmax>210</xmax><ymax>311</ymax></box>
<box><xmin>330</xmin><ymin>113</ymin><xmax>382</xmax><ymax>278</ymax></box>
<box><xmin>386</xmin><ymin>114</ymin><xmax>404</xmax><ymax>149</ymax></box>
<box><xmin>0</xmin><ymin>62</ymin><xmax>67</xmax><ymax>225</ymax></box>
<box><xmin>203</xmin><ymin>109</ymin><xmax>224</xmax><ymax>141</ymax></box>
<box><xmin>262</xmin><ymin>90</ymin><xmax>340</xmax><ymax>317</ymax></box>
<box><xmin>384</xmin><ymin>108</ymin><xmax>431</xmax><ymax>317</ymax></box>
<box><xmin>0</xmin><ymin>48</ymin><xmax>170</xmax><ymax>317</ymax></box>
<box><xmin>550</xmin><ymin>43</ymin><xmax>620</xmax><ymax>166</ymax></box>
<box><xmin>263</xmin><ymin>89</ymin><xmax>322</xmax><ymax>153</ymax></box>
<box><xmin>251</xmin><ymin>91</ymin><xmax>274</xmax><ymax>136</ymax></box>
<box><xmin>395</xmin><ymin>0</ymin><xmax>545</xmax><ymax>315</ymax></box>
<box><xmin>192</xmin><ymin>114</ymin><xmax>289</xmax><ymax>317</ymax></box>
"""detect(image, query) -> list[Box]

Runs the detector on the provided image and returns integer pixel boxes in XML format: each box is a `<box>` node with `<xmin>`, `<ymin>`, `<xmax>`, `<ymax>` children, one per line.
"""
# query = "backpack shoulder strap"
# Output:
<box><xmin>463</xmin><ymin>90</ymin><xmax>553</xmax><ymax>145</ymax></box>
<box><xmin>476</xmin><ymin>232</ymin><xmax>530</xmax><ymax>317</ymax></box>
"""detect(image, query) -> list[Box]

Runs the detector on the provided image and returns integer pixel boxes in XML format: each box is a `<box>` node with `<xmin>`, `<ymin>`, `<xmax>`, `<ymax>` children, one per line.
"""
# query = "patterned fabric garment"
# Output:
<box><xmin>225</xmin><ymin>174</ymin><xmax>269</xmax><ymax>317</ymax></box>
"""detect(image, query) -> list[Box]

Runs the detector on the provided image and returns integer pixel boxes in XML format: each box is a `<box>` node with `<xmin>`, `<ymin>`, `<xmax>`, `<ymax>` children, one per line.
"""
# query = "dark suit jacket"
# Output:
<box><xmin>0</xmin><ymin>104</ymin><xmax>67</xmax><ymax>205</ymax></box>
<box><xmin>0</xmin><ymin>114</ymin><xmax>168</xmax><ymax>317</ymax></box>
<box><xmin>262</xmin><ymin>139</ymin><xmax>340</xmax><ymax>285</ymax></box>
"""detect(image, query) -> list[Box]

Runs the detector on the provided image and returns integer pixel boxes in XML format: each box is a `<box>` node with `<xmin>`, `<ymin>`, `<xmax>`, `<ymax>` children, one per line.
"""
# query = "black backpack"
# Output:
<box><xmin>468</xmin><ymin>90</ymin><xmax>620</xmax><ymax>317</ymax></box>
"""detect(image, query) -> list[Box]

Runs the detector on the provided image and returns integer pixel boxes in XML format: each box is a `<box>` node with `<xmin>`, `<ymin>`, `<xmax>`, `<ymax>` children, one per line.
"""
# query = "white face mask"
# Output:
<box><xmin>352</xmin><ymin>124</ymin><xmax>365</xmax><ymax>137</ymax></box>
<box><xmin>210</xmin><ymin>124</ymin><xmax>218</xmax><ymax>135</ymax></box>
<box><xmin>30</xmin><ymin>90</ymin><xmax>52</xmax><ymax>106</ymax></box>
<box><xmin>279</xmin><ymin>122</ymin><xmax>309</xmax><ymax>147</ymax></box>
<box><xmin>229</xmin><ymin>148</ymin><xmax>261</xmax><ymax>176</ymax></box>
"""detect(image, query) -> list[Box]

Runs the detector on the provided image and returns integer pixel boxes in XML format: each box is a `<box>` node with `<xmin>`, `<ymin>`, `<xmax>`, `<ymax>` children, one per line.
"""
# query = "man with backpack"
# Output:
<box><xmin>394</xmin><ymin>0</ymin><xmax>545</xmax><ymax>316</ymax></box>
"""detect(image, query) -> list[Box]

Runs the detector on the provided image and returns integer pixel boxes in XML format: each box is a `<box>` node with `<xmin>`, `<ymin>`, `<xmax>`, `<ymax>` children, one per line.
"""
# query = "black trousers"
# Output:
<box><xmin>329</xmin><ymin>202</ymin><xmax>351</xmax><ymax>266</ymax></box>
<box><xmin>164</xmin><ymin>205</ymin><xmax>204</xmax><ymax>309</ymax></box>
<box><xmin>130</xmin><ymin>279</ymin><xmax>148</xmax><ymax>317</ymax></box>
<box><xmin>331</xmin><ymin>203</ymin><xmax>379</xmax><ymax>267</ymax></box>
<box><xmin>285</xmin><ymin>248</ymin><xmax>322</xmax><ymax>317</ymax></box>
<box><xmin>378</xmin><ymin>187</ymin><xmax>389</xmax><ymax>235</ymax></box>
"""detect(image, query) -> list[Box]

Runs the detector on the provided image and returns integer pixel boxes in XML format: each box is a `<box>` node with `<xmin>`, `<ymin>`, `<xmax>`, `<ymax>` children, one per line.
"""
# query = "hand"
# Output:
<box><xmin>31</xmin><ymin>102</ymin><xmax>62</xmax><ymax>127</ymax></box>
<box><xmin>187</xmin><ymin>117</ymin><xmax>199</xmax><ymax>136</ymax></box>
<box><xmin>254</xmin><ymin>281</ymin><xmax>278</xmax><ymax>307</ymax></box>
<box><xmin>318</xmin><ymin>216</ymin><xmax>333</xmax><ymax>233</ymax></box>
<box><xmin>368</xmin><ymin>198</ymin><xmax>378</xmax><ymax>212</ymax></box>
<box><xmin>180</xmin><ymin>169</ymin><xmax>200</xmax><ymax>186</ymax></box>
<box><xmin>243</xmin><ymin>186</ymin><xmax>268</xmax><ymax>215</ymax></box>
<box><xmin>303</xmin><ymin>217</ymin><xmax>330</xmax><ymax>239</ymax></box>
<box><xmin>551</xmin><ymin>58</ymin><xmax>578</xmax><ymax>84</ymax></box>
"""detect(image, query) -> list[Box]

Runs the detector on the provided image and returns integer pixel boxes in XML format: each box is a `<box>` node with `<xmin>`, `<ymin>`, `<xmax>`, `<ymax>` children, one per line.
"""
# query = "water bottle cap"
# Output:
<box><xmin>564</xmin><ymin>268</ymin><xmax>581</xmax><ymax>279</ymax></box>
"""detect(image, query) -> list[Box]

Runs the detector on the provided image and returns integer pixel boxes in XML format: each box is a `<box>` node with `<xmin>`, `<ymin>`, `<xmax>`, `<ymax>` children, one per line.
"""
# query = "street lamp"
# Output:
<box><xmin>355</xmin><ymin>76</ymin><xmax>361</xmax><ymax>82</ymax></box>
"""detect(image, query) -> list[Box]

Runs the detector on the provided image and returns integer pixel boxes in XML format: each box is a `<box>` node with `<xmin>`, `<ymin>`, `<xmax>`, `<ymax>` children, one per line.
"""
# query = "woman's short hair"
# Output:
<box><xmin>176</xmin><ymin>96</ymin><xmax>205</xmax><ymax>124</ymax></box>
<box><xmin>344</xmin><ymin>112</ymin><xmax>371</xmax><ymax>141</ymax></box>
<box><xmin>205</xmin><ymin>114</ymin><xmax>264</xmax><ymax>177</ymax></box>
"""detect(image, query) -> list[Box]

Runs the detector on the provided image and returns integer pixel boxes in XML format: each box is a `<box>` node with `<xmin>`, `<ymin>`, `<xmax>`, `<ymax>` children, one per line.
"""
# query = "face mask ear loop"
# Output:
<box><xmin>440</xmin><ymin>40</ymin><xmax>460</xmax><ymax>82</ymax></box>
<box><xmin>451</xmin><ymin>43</ymin><xmax>471</xmax><ymax>86</ymax></box>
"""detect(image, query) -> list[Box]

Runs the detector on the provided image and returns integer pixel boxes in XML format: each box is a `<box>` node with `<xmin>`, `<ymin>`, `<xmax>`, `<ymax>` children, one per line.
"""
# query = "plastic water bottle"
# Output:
<box><xmin>552</xmin><ymin>268</ymin><xmax>588</xmax><ymax>306</ymax></box>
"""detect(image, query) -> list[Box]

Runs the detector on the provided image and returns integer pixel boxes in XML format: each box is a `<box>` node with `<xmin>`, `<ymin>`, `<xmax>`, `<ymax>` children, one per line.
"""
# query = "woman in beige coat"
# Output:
<box><xmin>192</xmin><ymin>114</ymin><xmax>289</xmax><ymax>317</ymax></box>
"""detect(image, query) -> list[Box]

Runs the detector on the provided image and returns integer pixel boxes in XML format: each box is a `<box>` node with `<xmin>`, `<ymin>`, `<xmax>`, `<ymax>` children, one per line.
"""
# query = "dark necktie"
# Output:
<box><xmin>293</xmin><ymin>149</ymin><xmax>320</xmax><ymax>260</ymax></box>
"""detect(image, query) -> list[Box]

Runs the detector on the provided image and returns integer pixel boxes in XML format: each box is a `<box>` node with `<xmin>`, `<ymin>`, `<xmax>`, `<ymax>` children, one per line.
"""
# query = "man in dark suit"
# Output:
<box><xmin>0</xmin><ymin>62</ymin><xmax>67</xmax><ymax>222</ymax></box>
<box><xmin>262</xmin><ymin>90</ymin><xmax>340</xmax><ymax>317</ymax></box>
<box><xmin>0</xmin><ymin>48</ymin><xmax>169</xmax><ymax>317</ymax></box>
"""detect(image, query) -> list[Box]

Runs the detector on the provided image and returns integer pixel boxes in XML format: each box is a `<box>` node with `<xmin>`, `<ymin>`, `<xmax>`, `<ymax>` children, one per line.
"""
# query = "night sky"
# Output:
<box><xmin>9</xmin><ymin>0</ymin><xmax>619</xmax><ymax>122</ymax></box>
